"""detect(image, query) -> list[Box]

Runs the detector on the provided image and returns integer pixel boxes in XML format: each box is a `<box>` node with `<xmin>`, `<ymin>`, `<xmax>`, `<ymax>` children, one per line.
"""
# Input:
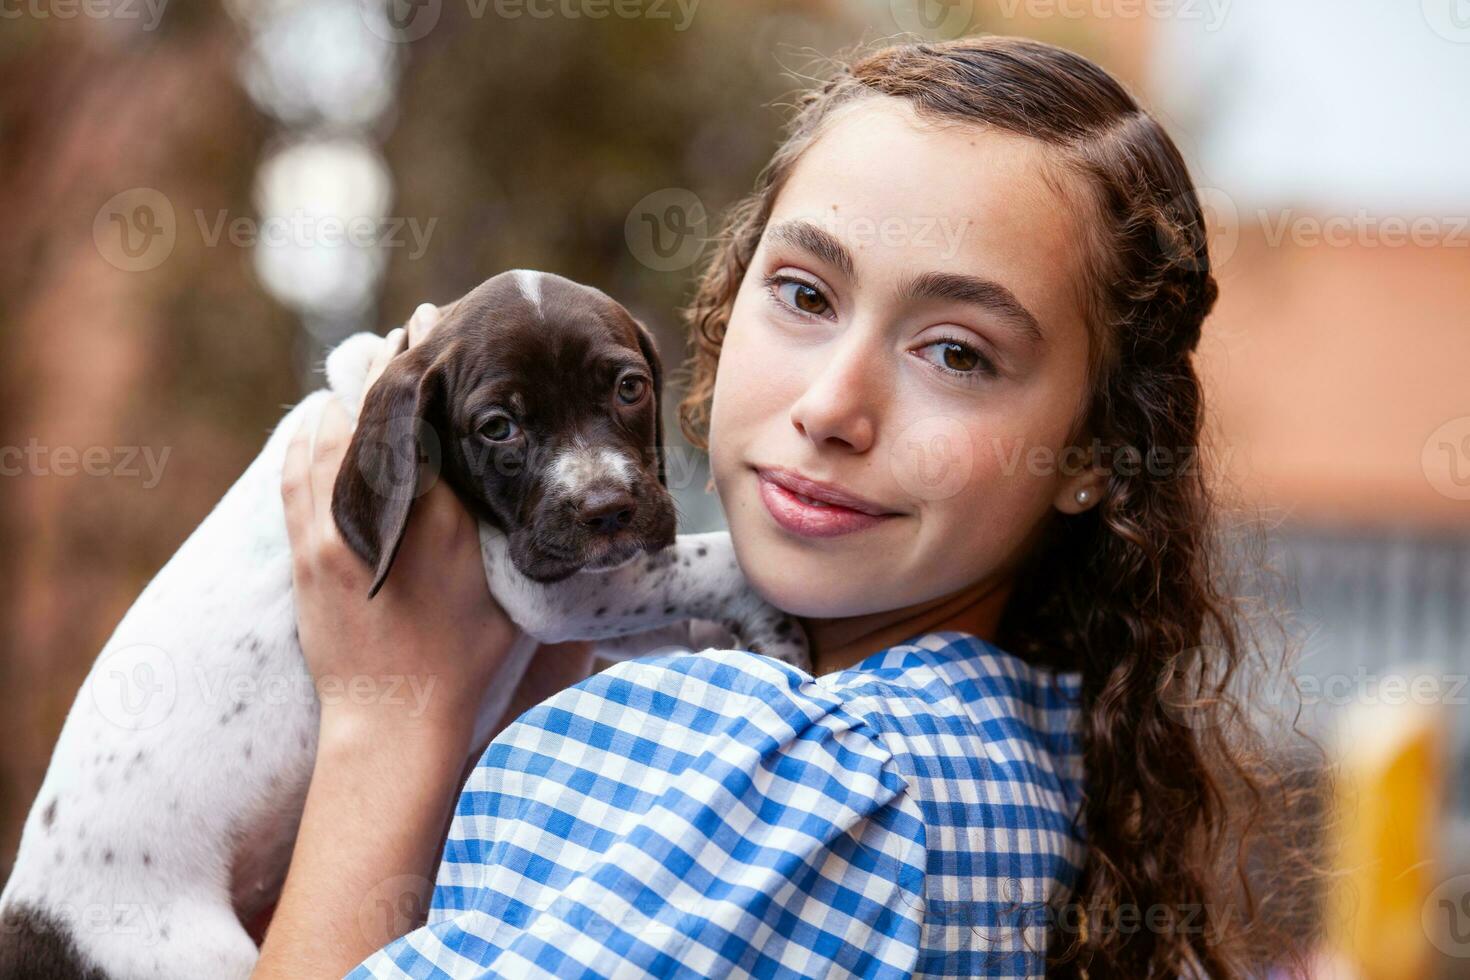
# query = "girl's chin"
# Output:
<box><xmin>734</xmin><ymin>551</ymin><xmax>884</xmax><ymax>620</ymax></box>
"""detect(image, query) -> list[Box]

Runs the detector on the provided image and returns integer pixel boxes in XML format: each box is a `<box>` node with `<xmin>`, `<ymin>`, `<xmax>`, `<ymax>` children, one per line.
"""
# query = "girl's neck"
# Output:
<box><xmin>798</xmin><ymin>576</ymin><xmax>1014</xmax><ymax>676</ymax></box>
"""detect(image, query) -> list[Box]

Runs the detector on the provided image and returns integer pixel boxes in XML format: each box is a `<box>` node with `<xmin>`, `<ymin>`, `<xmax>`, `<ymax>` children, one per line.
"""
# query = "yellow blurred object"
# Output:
<box><xmin>1326</xmin><ymin>685</ymin><xmax>1447</xmax><ymax>980</ymax></box>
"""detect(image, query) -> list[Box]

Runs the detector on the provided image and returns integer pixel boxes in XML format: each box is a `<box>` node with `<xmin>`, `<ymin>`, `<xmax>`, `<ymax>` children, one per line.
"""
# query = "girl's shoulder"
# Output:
<box><xmin>574</xmin><ymin>630</ymin><xmax>1087</xmax><ymax>846</ymax></box>
<box><xmin>606</xmin><ymin>629</ymin><xmax>1085</xmax><ymax>776</ymax></box>
<box><xmin>434</xmin><ymin>632</ymin><xmax>1087</xmax><ymax>979</ymax></box>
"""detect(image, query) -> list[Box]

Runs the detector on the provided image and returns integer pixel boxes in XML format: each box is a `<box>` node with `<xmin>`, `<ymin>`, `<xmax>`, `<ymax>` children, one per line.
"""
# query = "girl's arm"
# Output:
<box><xmin>252</xmin><ymin>397</ymin><xmax>509</xmax><ymax>978</ymax></box>
<box><xmin>254</xmin><ymin>682</ymin><xmax>482</xmax><ymax>978</ymax></box>
<box><xmin>254</xmin><ymin>339</ymin><xmax>594</xmax><ymax>977</ymax></box>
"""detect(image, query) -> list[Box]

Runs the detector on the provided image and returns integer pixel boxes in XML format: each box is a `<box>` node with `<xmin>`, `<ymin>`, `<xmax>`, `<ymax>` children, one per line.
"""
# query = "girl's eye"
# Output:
<box><xmin>479</xmin><ymin>415</ymin><xmax>519</xmax><ymax>441</ymax></box>
<box><xmin>769</xmin><ymin>276</ymin><xmax>832</xmax><ymax>317</ymax></box>
<box><xmin>916</xmin><ymin>338</ymin><xmax>998</xmax><ymax>380</ymax></box>
<box><xmin>617</xmin><ymin>375</ymin><xmax>649</xmax><ymax>405</ymax></box>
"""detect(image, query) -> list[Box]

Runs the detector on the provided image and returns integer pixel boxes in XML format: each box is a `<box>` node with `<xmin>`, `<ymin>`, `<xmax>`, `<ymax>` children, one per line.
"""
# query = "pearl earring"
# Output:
<box><xmin>1075</xmin><ymin>488</ymin><xmax>1093</xmax><ymax>506</ymax></box>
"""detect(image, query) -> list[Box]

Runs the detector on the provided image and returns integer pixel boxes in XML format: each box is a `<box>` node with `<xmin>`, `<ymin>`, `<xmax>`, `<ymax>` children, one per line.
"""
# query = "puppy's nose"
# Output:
<box><xmin>576</xmin><ymin>487</ymin><xmax>637</xmax><ymax>534</ymax></box>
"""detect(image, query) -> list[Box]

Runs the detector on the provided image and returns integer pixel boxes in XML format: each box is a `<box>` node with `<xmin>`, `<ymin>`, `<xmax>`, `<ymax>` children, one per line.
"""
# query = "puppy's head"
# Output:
<box><xmin>333</xmin><ymin>270</ymin><xmax>677</xmax><ymax>595</ymax></box>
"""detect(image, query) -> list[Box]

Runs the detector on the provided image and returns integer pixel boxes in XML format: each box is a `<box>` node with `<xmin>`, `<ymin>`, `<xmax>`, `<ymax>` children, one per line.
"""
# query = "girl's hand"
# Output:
<box><xmin>281</xmin><ymin>341</ymin><xmax>513</xmax><ymax>743</ymax></box>
<box><xmin>282</xmin><ymin>305</ymin><xmax>595</xmax><ymax>744</ymax></box>
<box><xmin>256</xmin><ymin>307</ymin><xmax>595</xmax><ymax>977</ymax></box>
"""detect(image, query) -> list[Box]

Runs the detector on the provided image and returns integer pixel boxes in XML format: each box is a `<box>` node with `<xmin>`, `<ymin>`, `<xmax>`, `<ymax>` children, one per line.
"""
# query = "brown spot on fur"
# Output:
<box><xmin>0</xmin><ymin>905</ymin><xmax>107</xmax><ymax>979</ymax></box>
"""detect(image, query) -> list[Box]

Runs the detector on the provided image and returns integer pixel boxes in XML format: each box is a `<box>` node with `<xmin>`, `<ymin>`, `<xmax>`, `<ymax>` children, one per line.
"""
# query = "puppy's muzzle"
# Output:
<box><xmin>563</xmin><ymin>476</ymin><xmax>672</xmax><ymax>571</ymax></box>
<box><xmin>576</xmin><ymin>484</ymin><xmax>638</xmax><ymax>535</ymax></box>
<box><xmin>512</xmin><ymin>468</ymin><xmax>676</xmax><ymax>582</ymax></box>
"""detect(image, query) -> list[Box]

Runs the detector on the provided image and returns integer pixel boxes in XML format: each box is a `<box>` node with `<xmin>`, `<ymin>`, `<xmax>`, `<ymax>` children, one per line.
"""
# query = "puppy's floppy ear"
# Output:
<box><xmin>631</xmin><ymin>318</ymin><xmax>667</xmax><ymax>489</ymax></box>
<box><xmin>332</xmin><ymin>347</ymin><xmax>444</xmax><ymax>598</ymax></box>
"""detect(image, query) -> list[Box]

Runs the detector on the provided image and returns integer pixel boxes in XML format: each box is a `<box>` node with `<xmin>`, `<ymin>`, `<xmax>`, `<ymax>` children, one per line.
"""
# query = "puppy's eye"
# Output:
<box><xmin>479</xmin><ymin>415</ymin><xmax>519</xmax><ymax>441</ymax></box>
<box><xmin>617</xmin><ymin>376</ymin><xmax>649</xmax><ymax>405</ymax></box>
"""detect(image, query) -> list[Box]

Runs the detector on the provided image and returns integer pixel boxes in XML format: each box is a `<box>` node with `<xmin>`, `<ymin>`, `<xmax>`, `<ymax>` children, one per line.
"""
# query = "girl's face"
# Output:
<box><xmin>708</xmin><ymin>98</ymin><xmax>1104</xmax><ymax>619</ymax></box>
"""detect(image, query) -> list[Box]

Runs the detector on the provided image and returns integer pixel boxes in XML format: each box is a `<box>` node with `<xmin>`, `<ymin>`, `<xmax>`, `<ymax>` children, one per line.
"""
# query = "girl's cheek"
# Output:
<box><xmin>725</xmin><ymin>314</ymin><xmax>809</xmax><ymax>417</ymax></box>
<box><xmin>888</xmin><ymin>412</ymin><xmax>1043</xmax><ymax>523</ymax></box>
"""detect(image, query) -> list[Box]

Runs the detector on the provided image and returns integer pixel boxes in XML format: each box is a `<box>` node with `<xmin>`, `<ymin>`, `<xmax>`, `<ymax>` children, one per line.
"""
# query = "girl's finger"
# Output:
<box><xmin>362</xmin><ymin>327</ymin><xmax>406</xmax><ymax>403</ymax></box>
<box><xmin>281</xmin><ymin>413</ymin><xmax>317</xmax><ymax>549</ymax></box>
<box><xmin>406</xmin><ymin>303</ymin><xmax>441</xmax><ymax>348</ymax></box>
<box><xmin>308</xmin><ymin>398</ymin><xmax>354</xmax><ymax>518</ymax></box>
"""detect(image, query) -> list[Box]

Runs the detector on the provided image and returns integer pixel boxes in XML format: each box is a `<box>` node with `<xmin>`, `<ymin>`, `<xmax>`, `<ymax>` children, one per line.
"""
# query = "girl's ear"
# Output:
<box><xmin>631</xmin><ymin>318</ymin><xmax>668</xmax><ymax>489</ymax></box>
<box><xmin>331</xmin><ymin>350</ymin><xmax>444</xmax><ymax>597</ymax></box>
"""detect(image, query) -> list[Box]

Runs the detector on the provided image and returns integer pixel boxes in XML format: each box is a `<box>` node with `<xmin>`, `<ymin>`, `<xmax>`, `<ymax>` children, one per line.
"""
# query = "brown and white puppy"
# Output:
<box><xmin>0</xmin><ymin>270</ymin><xmax>808</xmax><ymax>980</ymax></box>
<box><xmin>336</xmin><ymin>269</ymin><xmax>679</xmax><ymax>592</ymax></box>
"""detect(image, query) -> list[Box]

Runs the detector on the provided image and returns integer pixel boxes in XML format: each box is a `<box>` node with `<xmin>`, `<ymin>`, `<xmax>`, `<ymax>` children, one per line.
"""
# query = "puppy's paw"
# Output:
<box><xmin>722</xmin><ymin>605</ymin><xmax>811</xmax><ymax>674</ymax></box>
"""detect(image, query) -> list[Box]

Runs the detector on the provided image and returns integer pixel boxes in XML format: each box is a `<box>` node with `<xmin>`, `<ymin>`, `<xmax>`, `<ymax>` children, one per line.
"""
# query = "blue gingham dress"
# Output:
<box><xmin>348</xmin><ymin>630</ymin><xmax>1087</xmax><ymax>979</ymax></box>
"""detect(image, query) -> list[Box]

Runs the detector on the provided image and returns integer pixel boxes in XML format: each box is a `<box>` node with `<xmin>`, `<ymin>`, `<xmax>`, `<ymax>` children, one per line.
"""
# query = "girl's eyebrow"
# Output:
<box><xmin>764</xmin><ymin>220</ymin><xmax>854</xmax><ymax>278</ymax></box>
<box><xmin>764</xmin><ymin>218</ymin><xmax>1046</xmax><ymax>351</ymax></box>
<box><xmin>898</xmin><ymin>271</ymin><xmax>1047</xmax><ymax>351</ymax></box>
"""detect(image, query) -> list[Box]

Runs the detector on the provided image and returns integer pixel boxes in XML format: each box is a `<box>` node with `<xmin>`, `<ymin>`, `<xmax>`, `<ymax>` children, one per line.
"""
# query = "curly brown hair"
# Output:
<box><xmin>673</xmin><ymin>35</ymin><xmax>1318</xmax><ymax>979</ymax></box>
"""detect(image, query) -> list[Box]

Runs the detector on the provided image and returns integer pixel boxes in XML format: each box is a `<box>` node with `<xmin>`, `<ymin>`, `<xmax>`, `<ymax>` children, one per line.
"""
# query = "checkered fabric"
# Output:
<box><xmin>348</xmin><ymin>630</ymin><xmax>1086</xmax><ymax>979</ymax></box>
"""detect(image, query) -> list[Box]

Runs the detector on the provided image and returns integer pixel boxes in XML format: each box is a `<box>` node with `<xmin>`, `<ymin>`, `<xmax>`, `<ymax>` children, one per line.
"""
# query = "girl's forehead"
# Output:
<box><xmin>781</xmin><ymin>99</ymin><xmax>1080</xmax><ymax>235</ymax></box>
<box><xmin>768</xmin><ymin>98</ymin><xmax>1093</xmax><ymax>342</ymax></box>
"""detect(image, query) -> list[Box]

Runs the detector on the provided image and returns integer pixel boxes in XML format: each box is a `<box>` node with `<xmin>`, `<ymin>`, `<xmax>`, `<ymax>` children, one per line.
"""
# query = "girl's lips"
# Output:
<box><xmin>757</xmin><ymin>472</ymin><xmax>898</xmax><ymax>538</ymax></box>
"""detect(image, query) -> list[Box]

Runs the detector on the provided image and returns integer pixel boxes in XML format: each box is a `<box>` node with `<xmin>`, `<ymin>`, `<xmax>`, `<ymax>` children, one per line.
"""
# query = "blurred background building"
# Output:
<box><xmin>1</xmin><ymin>0</ymin><xmax>1466</xmax><ymax>974</ymax></box>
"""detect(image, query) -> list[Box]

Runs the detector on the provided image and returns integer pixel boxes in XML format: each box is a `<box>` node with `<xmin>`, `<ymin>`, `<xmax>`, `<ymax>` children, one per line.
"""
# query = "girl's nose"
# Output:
<box><xmin>788</xmin><ymin>334</ymin><xmax>884</xmax><ymax>454</ymax></box>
